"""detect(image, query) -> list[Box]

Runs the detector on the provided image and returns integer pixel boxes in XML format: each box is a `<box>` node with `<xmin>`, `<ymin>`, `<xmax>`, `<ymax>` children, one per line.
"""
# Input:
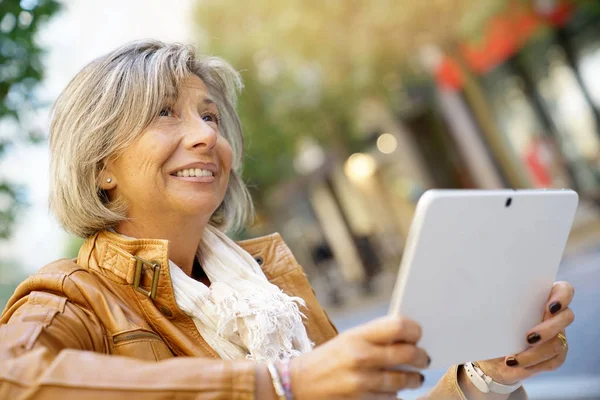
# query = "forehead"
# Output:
<box><xmin>177</xmin><ymin>74</ymin><xmax>211</xmax><ymax>101</ymax></box>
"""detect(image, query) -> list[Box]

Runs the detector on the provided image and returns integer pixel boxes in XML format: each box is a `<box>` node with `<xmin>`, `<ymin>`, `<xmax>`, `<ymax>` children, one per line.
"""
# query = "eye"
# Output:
<box><xmin>202</xmin><ymin>112</ymin><xmax>220</xmax><ymax>125</ymax></box>
<box><xmin>158</xmin><ymin>108</ymin><xmax>174</xmax><ymax>117</ymax></box>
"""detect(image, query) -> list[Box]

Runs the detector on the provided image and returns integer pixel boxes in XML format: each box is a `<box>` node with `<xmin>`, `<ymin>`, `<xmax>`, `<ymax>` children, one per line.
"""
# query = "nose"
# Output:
<box><xmin>182</xmin><ymin>114</ymin><xmax>217</xmax><ymax>151</ymax></box>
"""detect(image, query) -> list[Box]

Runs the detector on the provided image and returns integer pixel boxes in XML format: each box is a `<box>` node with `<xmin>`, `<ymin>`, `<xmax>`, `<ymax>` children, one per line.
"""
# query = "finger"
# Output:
<box><xmin>526</xmin><ymin>308</ymin><xmax>574</xmax><ymax>346</ymax></box>
<box><xmin>351</xmin><ymin>315</ymin><xmax>422</xmax><ymax>345</ymax></box>
<box><xmin>365</xmin><ymin>369</ymin><xmax>425</xmax><ymax>393</ymax></box>
<box><xmin>371</xmin><ymin>343</ymin><xmax>429</xmax><ymax>369</ymax></box>
<box><xmin>542</xmin><ymin>281</ymin><xmax>575</xmax><ymax>321</ymax></box>
<box><xmin>523</xmin><ymin>353</ymin><xmax>566</xmax><ymax>374</ymax></box>
<box><xmin>505</xmin><ymin>334</ymin><xmax>567</xmax><ymax>368</ymax></box>
<box><xmin>379</xmin><ymin>343</ymin><xmax>431</xmax><ymax>368</ymax></box>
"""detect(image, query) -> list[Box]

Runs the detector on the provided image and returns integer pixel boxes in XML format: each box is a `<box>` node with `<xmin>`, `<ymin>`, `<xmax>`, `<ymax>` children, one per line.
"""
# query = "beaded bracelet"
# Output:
<box><xmin>276</xmin><ymin>359</ymin><xmax>294</xmax><ymax>400</ymax></box>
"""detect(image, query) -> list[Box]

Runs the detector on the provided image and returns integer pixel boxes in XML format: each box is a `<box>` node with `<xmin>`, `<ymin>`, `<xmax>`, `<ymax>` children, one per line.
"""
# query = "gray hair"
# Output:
<box><xmin>49</xmin><ymin>40</ymin><xmax>253</xmax><ymax>237</ymax></box>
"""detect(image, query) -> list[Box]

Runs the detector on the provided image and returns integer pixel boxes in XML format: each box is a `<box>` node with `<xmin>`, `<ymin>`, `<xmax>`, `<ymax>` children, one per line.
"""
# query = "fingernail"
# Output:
<box><xmin>527</xmin><ymin>332</ymin><xmax>541</xmax><ymax>344</ymax></box>
<box><xmin>420</xmin><ymin>374</ymin><xmax>425</xmax><ymax>384</ymax></box>
<box><xmin>506</xmin><ymin>357</ymin><xmax>519</xmax><ymax>367</ymax></box>
<box><xmin>427</xmin><ymin>356</ymin><xmax>431</xmax><ymax>367</ymax></box>
<box><xmin>549</xmin><ymin>302</ymin><xmax>562</xmax><ymax>314</ymax></box>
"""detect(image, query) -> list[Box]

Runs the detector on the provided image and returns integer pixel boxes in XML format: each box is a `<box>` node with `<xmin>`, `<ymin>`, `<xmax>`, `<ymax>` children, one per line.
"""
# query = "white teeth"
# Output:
<box><xmin>195</xmin><ymin>168</ymin><xmax>213</xmax><ymax>177</ymax></box>
<box><xmin>174</xmin><ymin>168</ymin><xmax>214</xmax><ymax>177</ymax></box>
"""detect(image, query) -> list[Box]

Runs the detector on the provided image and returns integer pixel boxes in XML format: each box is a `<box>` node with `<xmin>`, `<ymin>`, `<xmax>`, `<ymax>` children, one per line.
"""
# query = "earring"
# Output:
<box><xmin>106</xmin><ymin>178</ymin><xmax>112</xmax><ymax>183</ymax></box>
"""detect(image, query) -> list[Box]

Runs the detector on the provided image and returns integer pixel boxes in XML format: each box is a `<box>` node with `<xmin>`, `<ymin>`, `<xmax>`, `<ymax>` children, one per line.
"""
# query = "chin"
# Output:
<box><xmin>163</xmin><ymin>186</ymin><xmax>224</xmax><ymax>217</ymax></box>
<box><xmin>177</xmin><ymin>199</ymin><xmax>222</xmax><ymax>218</ymax></box>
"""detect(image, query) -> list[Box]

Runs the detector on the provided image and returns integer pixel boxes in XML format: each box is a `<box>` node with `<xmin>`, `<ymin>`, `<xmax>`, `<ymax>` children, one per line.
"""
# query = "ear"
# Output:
<box><xmin>98</xmin><ymin>168</ymin><xmax>117</xmax><ymax>191</ymax></box>
<box><xmin>99</xmin><ymin>176</ymin><xmax>117</xmax><ymax>190</ymax></box>
<box><xmin>98</xmin><ymin>156</ymin><xmax>118</xmax><ymax>190</ymax></box>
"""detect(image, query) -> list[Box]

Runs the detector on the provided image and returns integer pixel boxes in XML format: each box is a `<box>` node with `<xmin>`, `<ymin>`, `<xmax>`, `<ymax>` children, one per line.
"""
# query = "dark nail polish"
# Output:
<box><xmin>420</xmin><ymin>374</ymin><xmax>425</xmax><ymax>384</ymax></box>
<box><xmin>427</xmin><ymin>356</ymin><xmax>431</xmax><ymax>367</ymax></box>
<box><xmin>527</xmin><ymin>333</ymin><xmax>541</xmax><ymax>344</ymax></box>
<box><xmin>549</xmin><ymin>302</ymin><xmax>562</xmax><ymax>314</ymax></box>
<box><xmin>506</xmin><ymin>357</ymin><xmax>519</xmax><ymax>367</ymax></box>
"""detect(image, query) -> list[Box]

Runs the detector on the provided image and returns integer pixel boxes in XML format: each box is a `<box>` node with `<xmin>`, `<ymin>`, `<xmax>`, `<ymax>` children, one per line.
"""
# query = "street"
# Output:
<box><xmin>325</xmin><ymin>245</ymin><xmax>600</xmax><ymax>400</ymax></box>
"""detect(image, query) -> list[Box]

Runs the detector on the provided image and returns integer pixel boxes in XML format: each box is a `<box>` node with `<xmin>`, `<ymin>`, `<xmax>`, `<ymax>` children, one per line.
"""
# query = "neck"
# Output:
<box><xmin>115</xmin><ymin>214</ymin><xmax>210</xmax><ymax>276</ymax></box>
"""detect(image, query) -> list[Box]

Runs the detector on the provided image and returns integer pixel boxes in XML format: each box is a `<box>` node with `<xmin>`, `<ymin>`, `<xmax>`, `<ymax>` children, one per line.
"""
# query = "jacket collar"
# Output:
<box><xmin>76</xmin><ymin>230</ymin><xmax>338</xmax><ymax>354</ymax></box>
<box><xmin>77</xmin><ymin>230</ymin><xmax>299</xmax><ymax>301</ymax></box>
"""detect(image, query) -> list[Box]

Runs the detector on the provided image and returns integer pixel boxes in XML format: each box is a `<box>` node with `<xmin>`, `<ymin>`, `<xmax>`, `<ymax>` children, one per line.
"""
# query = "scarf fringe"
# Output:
<box><xmin>169</xmin><ymin>226</ymin><xmax>313</xmax><ymax>362</ymax></box>
<box><xmin>212</xmin><ymin>282</ymin><xmax>308</xmax><ymax>362</ymax></box>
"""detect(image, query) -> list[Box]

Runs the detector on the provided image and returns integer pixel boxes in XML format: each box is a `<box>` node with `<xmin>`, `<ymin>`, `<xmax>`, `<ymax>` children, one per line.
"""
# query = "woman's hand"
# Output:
<box><xmin>475</xmin><ymin>281</ymin><xmax>575</xmax><ymax>385</ymax></box>
<box><xmin>290</xmin><ymin>315</ymin><xmax>430</xmax><ymax>399</ymax></box>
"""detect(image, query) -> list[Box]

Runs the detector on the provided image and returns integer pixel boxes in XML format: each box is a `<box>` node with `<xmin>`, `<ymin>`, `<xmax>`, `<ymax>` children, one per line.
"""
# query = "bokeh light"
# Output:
<box><xmin>344</xmin><ymin>153</ymin><xmax>377</xmax><ymax>182</ymax></box>
<box><xmin>376</xmin><ymin>133</ymin><xmax>398</xmax><ymax>154</ymax></box>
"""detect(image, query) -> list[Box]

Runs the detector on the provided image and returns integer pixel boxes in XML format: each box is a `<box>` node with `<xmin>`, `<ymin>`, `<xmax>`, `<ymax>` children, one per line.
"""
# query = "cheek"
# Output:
<box><xmin>134</xmin><ymin>130</ymin><xmax>179</xmax><ymax>174</ymax></box>
<box><xmin>121</xmin><ymin>148</ymin><xmax>168</xmax><ymax>183</ymax></box>
<box><xmin>149</xmin><ymin>131</ymin><xmax>179</xmax><ymax>164</ymax></box>
<box><xmin>218</xmin><ymin>137</ymin><xmax>234</xmax><ymax>175</ymax></box>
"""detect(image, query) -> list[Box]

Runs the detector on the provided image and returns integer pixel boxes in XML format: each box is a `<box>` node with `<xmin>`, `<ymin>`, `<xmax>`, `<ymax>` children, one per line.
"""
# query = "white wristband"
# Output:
<box><xmin>464</xmin><ymin>362</ymin><xmax>522</xmax><ymax>395</ymax></box>
<box><xmin>267</xmin><ymin>362</ymin><xmax>287</xmax><ymax>400</ymax></box>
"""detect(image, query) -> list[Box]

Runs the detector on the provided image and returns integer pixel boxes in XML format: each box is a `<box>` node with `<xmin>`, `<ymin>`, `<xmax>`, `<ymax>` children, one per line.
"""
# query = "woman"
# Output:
<box><xmin>0</xmin><ymin>40</ymin><xmax>574</xmax><ymax>399</ymax></box>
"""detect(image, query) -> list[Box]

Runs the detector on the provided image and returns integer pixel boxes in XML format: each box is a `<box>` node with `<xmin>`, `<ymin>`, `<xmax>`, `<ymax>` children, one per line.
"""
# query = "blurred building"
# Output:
<box><xmin>258</xmin><ymin>1</ymin><xmax>600</xmax><ymax>304</ymax></box>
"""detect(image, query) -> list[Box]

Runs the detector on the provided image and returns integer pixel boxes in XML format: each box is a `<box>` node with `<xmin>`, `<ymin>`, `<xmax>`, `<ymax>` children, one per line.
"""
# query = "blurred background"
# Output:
<box><xmin>1</xmin><ymin>0</ymin><xmax>600</xmax><ymax>398</ymax></box>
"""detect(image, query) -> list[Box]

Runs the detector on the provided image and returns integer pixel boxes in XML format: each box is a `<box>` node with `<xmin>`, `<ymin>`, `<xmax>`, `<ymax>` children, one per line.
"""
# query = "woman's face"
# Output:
<box><xmin>105</xmin><ymin>75</ymin><xmax>233</xmax><ymax>223</ymax></box>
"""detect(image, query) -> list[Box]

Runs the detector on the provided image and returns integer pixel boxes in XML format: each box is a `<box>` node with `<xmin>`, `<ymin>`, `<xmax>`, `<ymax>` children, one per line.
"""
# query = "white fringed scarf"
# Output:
<box><xmin>168</xmin><ymin>226</ymin><xmax>313</xmax><ymax>362</ymax></box>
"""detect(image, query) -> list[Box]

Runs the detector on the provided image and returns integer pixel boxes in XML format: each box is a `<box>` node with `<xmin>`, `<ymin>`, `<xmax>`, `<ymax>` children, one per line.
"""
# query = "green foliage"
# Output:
<box><xmin>0</xmin><ymin>259</ymin><xmax>27</xmax><ymax>312</ymax></box>
<box><xmin>193</xmin><ymin>0</ymin><xmax>600</xmax><ymax>205</ymax></box>
<box><xmin>193</xmin><ymin>0</ymin><xmax>423</xmax><ymax>201</ymax></box>
<box><xmin>64</xmin><ymin>235</ymin><xmax>84</xmax><ymax>259</ymax></box>
<box><xmin>193</xmin><ymin>0</ymin><xmax>491</xmax><ymax>201</ymax></box>
<box><xmin>0</xmin><ymin>0</ymin><xmax>61</xmax><ymax>239</ymax></box>
<box><xmin>234</xmin><ymin>65</ymin><xmax>297</xmax><ymax>196</ymax></box>
<box><xmin>0</xmin><ymin>0</ymin><xmax>61</xmax><ymax>123</ymax></box>
<box><xmin>0</xmin><ymin>182</ymin><xmax>23</xmax><ymax>238</ymax></box>
<box><xmin>0</xmin><ymin>0</ymin><xmax>60</xmax><ymax>309</ymax></box>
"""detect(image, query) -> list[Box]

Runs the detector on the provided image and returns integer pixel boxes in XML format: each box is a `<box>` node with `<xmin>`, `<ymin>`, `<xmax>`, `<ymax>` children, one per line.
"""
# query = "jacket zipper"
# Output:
<box><xmin>113</xmin><ymin>330</ymin><xmax>162</xmax><ymax>344</ymax></box>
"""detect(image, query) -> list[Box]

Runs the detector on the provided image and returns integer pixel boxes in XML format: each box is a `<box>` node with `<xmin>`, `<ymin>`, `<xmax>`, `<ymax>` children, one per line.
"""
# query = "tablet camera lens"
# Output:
<box><xmin>506</xmin><ymin>198</ymin><xmax>512</xmax><ymax>207</ymax></box>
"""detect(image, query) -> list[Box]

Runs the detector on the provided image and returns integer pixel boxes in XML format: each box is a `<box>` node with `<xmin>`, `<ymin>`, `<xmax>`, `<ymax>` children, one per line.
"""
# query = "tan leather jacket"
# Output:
<box><xmin>0</xmin><ymin>230</ymin><xmax>526</xmax><ymax>399</ymax></box>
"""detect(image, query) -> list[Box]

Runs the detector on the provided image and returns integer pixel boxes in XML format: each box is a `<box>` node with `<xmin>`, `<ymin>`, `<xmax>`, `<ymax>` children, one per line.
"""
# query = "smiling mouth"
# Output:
<box><xmin>171</xmin><ymin>168</ymin><xmax>215</xmax><ymax>178</ymax></box>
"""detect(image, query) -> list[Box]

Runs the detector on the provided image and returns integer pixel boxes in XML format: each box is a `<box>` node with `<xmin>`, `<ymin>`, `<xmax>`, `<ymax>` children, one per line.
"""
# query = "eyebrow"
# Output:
<box><xmin>203</xmin><ymin>97</ymin><xmax>216</xmax><ymax>106</ymax></box>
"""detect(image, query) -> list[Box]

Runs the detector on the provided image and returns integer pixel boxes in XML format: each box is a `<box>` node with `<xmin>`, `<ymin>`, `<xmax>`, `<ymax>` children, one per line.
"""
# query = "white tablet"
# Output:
<box><xmin>388</xmin><ymin>189</ymin><xmax>578</xmax><ymax>370</ymax></box>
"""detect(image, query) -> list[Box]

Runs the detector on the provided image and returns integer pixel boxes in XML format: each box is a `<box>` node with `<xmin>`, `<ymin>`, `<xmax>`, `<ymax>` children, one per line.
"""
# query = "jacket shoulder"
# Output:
<box><xmin>38</xmin><ymin>258</ymin><xmax>85</xmax><ymax>275</ymax></box>
<box><xmin>26</xmin><ymin>258</ymin><xmax>87</xmax><ymax>291</ymax></box>
<box><xmin>236</xmin><ymin>232</ymin><xmax>283</xmax><ymax>247</ymax></box>
<box><xmin>238</xmin><ymin>232</ymin><xmax>302</xmax><ymax>278</ymax></box>
<box><xmin>3</xmin><ymin>258</ymin><xmax>91</xmax><ymax>313</ymax></box>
